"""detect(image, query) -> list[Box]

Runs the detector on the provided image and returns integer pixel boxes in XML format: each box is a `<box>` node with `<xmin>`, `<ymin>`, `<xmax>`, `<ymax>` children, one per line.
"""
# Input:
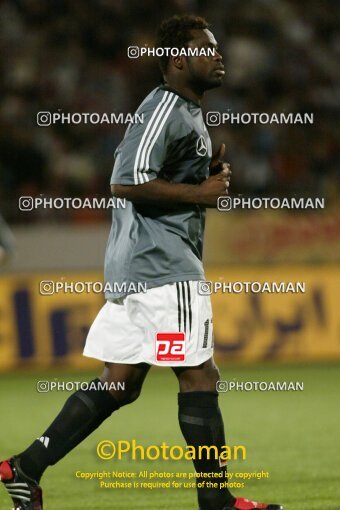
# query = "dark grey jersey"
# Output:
<box><xmin>104</xmin><ymin>85</ymin><xmax>212</xmax><ymax>298</ymax></box>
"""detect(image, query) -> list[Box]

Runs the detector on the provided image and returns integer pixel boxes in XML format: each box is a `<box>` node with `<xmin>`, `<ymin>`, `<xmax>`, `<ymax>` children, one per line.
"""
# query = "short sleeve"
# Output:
<box><xmin>111</xmin><ymin>90</ymin><xmax>179</xmax><ymax>185</ymax></box>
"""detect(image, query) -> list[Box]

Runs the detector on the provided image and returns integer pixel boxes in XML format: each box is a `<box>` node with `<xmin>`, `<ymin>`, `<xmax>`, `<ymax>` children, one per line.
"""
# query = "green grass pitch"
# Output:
<box><xmin>0</xmin><ymin>363</ymin><xmax>339</xmax><ymax>510</ymax></box>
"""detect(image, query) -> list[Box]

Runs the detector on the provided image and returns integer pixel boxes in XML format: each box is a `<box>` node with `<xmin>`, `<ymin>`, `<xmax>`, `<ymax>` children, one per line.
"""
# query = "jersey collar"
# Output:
<box><xmin>159</xmin><ymin>84</ymin><xmax>201</xmax><ymax>108</ymax></box>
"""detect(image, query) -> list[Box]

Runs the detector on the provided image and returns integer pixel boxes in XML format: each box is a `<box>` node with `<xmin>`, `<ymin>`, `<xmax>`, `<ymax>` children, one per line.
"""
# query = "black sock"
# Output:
<box><xmin>178</xmin><ymin>391</ymin><xmax>235</xmax><ymax>510</ymax></box>
<box><xmin>18</xmin><ymin>379</ymin><xmax>120</xmax><ymax>482</ymax></box>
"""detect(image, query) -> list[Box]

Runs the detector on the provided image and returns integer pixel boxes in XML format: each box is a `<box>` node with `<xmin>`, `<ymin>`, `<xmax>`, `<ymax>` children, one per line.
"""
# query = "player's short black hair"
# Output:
<box><xmin>156</xmin><ymin>15</ymin><xmax>210</xmax><ymax>74</ymax></box>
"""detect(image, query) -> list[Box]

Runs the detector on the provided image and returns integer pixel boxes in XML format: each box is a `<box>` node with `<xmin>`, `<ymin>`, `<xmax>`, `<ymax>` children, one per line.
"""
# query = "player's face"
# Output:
<box><xmin>185</xmin><ymin>29</ymin><xmax>225</xmax><ymax>91</ymax></box>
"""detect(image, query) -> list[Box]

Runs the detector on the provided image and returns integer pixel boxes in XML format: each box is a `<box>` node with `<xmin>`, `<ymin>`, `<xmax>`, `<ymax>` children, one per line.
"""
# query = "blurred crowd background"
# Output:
<box><xmin>0</xmin><ymin>0</ymin><xmax>339</xmax><ymax>223</ymax></box>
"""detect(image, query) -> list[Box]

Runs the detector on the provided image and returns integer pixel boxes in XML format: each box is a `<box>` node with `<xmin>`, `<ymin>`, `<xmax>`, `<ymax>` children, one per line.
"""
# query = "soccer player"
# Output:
<box><xmin>0</xmin><ymin>15</ymin><xmax>283</xmax><ymax>510</ymax></box>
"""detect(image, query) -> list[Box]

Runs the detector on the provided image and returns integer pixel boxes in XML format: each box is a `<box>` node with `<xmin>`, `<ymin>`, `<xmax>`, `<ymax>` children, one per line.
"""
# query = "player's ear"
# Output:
<box><xmin>172</xmin><ymin>55</ymin><xmax>184</xmax><ymax>70</ymax></box>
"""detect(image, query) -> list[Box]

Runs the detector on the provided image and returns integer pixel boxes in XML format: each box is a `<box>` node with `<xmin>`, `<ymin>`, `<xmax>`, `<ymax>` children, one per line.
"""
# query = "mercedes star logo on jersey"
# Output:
<box><xmin>196</xmin><ymin>135</ymin><xmax>208</xmax><ymax>156</ymax></box>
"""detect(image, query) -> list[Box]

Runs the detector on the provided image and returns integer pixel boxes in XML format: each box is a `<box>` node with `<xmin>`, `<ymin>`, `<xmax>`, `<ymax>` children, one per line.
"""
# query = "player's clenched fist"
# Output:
<box><xmin>197</xmin><ymin>168</ymin><xmax>231</xmax><ymax>208</ymax></box>
<box><xmin>196</xmin><ymin>142</ymin><xmax>232</xmax><ymax>208</ymax></box>
<box><xmin>195</xmin><ymin>142</ymin><xmax>232</xmax><ymax>207</ymax></box>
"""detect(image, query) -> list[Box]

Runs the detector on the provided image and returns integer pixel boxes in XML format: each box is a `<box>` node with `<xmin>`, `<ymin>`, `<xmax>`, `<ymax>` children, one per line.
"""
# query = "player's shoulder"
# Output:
<box><xmin>129</xmin><ymin>87</ymin><xmax>187</xmax><ymax>142</ymax></box>
<box><xmin>137</xmin><ymin>86</ymin><xmax>188</xmax><ymax>119</ymax></box>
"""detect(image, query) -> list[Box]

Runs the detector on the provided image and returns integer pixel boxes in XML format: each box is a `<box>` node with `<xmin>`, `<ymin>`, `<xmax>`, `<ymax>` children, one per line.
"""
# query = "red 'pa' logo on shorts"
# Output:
<box><xmin>156</xmin><ymin>333</ymin><xmax>185</xmax><ymax>361</ymax></box>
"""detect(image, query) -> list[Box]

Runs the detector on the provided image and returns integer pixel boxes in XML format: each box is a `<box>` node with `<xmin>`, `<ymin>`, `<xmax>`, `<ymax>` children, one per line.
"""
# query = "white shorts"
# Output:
<box><xmin>83</xmin><ymin>281</ymin><xmax>214</xmax><ymax>367</ymax></box>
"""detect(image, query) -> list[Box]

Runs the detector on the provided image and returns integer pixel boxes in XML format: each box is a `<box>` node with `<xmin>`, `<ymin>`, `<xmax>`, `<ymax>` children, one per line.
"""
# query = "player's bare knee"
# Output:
<box><xmin>111</xmin><ymin>387</ymin><xmax>142</xmax><ymax>407</ymax></box>
<box><xmin>179</xmin><ymin>365</ymin><xmax>220</xmax><ymax>392</ymax></box>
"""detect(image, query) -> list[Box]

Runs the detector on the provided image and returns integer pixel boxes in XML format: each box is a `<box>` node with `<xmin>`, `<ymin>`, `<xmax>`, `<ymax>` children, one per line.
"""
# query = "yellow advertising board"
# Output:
<box><xmin>0</xmin><ymin>266</ymin><xmax>339</xmax><ymax>371</ymax></box>
<box><xmin>209</xmin><ymin>266</ymin><xmax>340</xmax><ymax>363</ymax></box>
<box><xmin>0</xmin><ymin>272</ymin><xmax>103</xmax><ymax>371</ymax></box>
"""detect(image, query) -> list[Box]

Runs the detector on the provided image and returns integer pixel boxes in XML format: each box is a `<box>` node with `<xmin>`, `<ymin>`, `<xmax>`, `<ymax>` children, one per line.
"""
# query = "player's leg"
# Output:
<box><xmin>173</xmin><ymin>357</ymin><xmax>236</xmax><ymax>510</ymax></box>
<box><xmin>24</xmin><ymin>362</ymin><xmax>150</xmax><ymax>473</ymax></box>
<box><xmin>0</xmin><ymin>295</ymin><xmax>152</xmax><ymax>509</ymax></box>
<box><xmin>171</xmin><ymin>280</ymin><xmax>283</xmax><ymax>510</ymax></box>
<box><xmin>173</xmin><ymin>359</ymin><xmax>283</xmax><ymax>510</ymax></box>
<box><xmin>0</xmin><ymin>362</ymin><xmax>150</xmax><ymax>508</ymax></box>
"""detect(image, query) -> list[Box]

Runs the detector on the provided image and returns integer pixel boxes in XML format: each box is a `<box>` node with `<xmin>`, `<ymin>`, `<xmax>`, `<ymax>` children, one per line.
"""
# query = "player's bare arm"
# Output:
<box><xmin>111</xmin><ymin>166</ymin><xmax>231</xmax><ymax>208</ymax></box>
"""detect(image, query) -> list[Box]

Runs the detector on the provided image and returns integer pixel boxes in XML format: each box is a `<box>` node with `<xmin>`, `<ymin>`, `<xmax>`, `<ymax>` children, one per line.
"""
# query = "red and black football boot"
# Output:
<box><xmin>0</xmin><ymin>457</ymin><xmax>43</xmax><ymax>510</ymax></box>
<box><xmin>222</xmin><ymin>497</ymin><xmax>283</xmax><ymax>510</ymax></box>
